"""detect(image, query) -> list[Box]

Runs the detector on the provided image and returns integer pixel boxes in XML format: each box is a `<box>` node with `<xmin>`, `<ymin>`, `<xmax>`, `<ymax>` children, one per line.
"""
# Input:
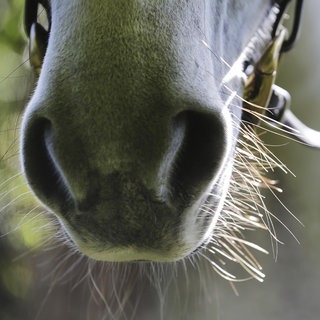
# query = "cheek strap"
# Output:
<box><xmin>25</xmin><ymin>0</ymin><xmax>50</xmax><ymax>75</ymax></box>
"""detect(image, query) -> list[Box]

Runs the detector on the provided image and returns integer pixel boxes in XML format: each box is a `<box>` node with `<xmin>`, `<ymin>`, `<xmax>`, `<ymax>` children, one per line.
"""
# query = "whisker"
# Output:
<box><xmin>0</xmin><ymin>58</ymin><xmax>30</xmax><ymax>84</ymax></box>
<box><xmin>0</xmin><ymin>173</ymin><xmax>23</xmax><ymax>190</ymax></box>
<box><xmin>0</xmin><ymin>191</ymin><xmax>34</xmax><ymax>214</ymax></box>
<box><xmin>200</xmin><ymin>86</ymin><xmax>301</xmax><ymax>280</ymax></box>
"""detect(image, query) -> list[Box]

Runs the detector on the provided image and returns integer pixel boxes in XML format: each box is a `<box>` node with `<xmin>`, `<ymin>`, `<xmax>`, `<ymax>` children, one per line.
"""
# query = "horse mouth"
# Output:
<box><xmin>50</xmin><ymin>158</ymin><xmax>232</xmax><ymax>263</ymax></box>
<box><xmin>54</xmin><ymin>188</ymin><xmax>202</xmax><ymax>262</ymax></box>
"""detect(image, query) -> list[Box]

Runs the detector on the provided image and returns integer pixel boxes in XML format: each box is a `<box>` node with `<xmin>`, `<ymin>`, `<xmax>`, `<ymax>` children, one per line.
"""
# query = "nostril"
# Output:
<box><xmin>21</xmin><ymin>118</ymin><xmax>72</xmax><ymax>211</ymax></box>
<box><xmin>168</xmin><ymin>110</ymin><xmax>227</xmax><ymax>205</ymax></box>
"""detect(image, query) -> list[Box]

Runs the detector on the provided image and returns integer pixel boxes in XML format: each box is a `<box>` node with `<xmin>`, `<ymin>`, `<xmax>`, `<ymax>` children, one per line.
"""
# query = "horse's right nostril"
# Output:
<box><xmin>21</xmin><ymin>118</ymin><xmax>72</xmax><ymax>211</ymax></box>
<box><xmin>165</xmin><ymin>110</ymin><xmax>228</xmax><ymax>207</ymax></box>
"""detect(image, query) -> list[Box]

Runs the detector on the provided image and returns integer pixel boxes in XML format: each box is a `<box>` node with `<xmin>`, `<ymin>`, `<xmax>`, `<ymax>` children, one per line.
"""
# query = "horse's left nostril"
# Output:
<box><xmin>21</xmin><ymin>118</ymin><xmax>72</xmax><ymax>211</ymax></box>
<box><xmin>166</xmin><ymin>110</ymin><xmax>228</xmax><ymax>207</ymax></box>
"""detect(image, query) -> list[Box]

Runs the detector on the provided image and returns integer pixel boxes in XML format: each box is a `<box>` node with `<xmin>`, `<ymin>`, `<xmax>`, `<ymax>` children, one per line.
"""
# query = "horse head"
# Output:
<box><xmin>21</xmin><ymin>0</ymin><xmax>308</xmax><ymax>265</ymax></box>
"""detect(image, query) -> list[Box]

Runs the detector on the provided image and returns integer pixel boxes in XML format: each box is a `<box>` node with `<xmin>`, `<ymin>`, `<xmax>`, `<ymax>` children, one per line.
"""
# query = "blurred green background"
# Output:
<box><xmin>1</xmin><ymin>0</ymin><xmax>320</xmax><ymax>319</ymax></box>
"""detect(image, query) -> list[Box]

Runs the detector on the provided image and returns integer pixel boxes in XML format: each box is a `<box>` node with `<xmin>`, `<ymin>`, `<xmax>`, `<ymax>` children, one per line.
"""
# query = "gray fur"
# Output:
<box><xmin>21</xmin><ymin>0</ymin><xmax>270</xmax><ymax>262</ymax></box>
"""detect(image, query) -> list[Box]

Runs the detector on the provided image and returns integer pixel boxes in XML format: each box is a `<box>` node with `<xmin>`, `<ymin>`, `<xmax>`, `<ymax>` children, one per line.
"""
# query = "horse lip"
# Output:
<box><xmin>51</xmin><ymin>174</ymin><xmax>215</xmax><ymax>262</ymax></box>
<box><xmin>69</xmin><ymin>195</ymin><xmax>181</xmax><ymax>241</ymax></box>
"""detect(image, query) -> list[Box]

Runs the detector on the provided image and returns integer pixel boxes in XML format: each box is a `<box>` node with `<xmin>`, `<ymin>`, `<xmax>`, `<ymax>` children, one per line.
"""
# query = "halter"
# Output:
<box><xmin>24</xmin><ymin>0</ymin><xmax>320</xmax><ymax>148</ymax></box>
<box><xmin>24</xmin><ymin>0</ymin><xmax>50</xmax><ymax>74</ymax></box>
<box><xmin>242</xmin><ymin>0</ymin><xmax>320</xmax><ymax>149</ymax></box>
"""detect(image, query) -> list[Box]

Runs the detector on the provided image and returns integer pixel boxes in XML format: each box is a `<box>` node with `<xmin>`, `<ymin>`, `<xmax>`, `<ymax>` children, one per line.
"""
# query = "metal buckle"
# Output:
<box><xmin>242</xmin><ymin>28</ymin><xmax>287</xmax><ymax>125</ymax></box>
<box><xmin>28</xmin><ymin>22</ymin><xmax>48</xmax><ymax>75</ymax></box>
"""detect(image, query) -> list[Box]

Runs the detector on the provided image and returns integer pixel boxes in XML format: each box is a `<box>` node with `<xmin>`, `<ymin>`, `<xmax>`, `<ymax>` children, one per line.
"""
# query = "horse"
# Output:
<box><xmin>4</xmin><ymin>0</ymin><xmax>318</xmax><ymax>319</ymax></box>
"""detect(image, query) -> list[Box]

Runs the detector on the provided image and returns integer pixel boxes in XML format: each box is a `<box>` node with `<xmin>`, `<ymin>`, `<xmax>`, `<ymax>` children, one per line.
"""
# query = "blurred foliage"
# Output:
<box><xmin>0</xmin><ymin>2</ymin><xmax>52</xmax><ymax>319</ymax></box>
<box><xmin>0</xmin><ymin>0</ymin><xmax>32</xmax><ymax>104</ymax></box>
<box><xmin>0</xmin><ymin>0</ymin><xmax>26</xmax><ymax>53</ymax></box>
<box><xmin>0</xmin><ymin>0</ymin><xmax>46</xmax><ymax>243</ymax></box>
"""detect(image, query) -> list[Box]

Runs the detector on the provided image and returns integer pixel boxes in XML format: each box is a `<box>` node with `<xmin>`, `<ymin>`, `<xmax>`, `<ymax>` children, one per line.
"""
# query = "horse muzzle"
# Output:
<box><xmin>21</xmin><ymin>0</ymin><xmax>235</xmax><ymax>262</ymax></box>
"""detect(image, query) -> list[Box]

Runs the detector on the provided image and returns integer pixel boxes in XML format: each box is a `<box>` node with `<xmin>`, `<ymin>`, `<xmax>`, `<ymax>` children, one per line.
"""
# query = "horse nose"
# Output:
<box><xmin>21</xmin><ymin>101</ymin><xmax>228</xmax><ymax>214</ymax></box>
<box><xmin>20</xmin><ymin>89</ymin><xmax>231</xmax><ymax>260</ymax></box>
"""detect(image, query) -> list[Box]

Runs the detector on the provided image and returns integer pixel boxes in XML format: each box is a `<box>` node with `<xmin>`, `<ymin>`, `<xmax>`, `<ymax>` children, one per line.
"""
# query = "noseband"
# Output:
<box><xmin>24</xmin><ymin>0</ymin><xmax>320</xmax><ymax>148</ymax></box>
